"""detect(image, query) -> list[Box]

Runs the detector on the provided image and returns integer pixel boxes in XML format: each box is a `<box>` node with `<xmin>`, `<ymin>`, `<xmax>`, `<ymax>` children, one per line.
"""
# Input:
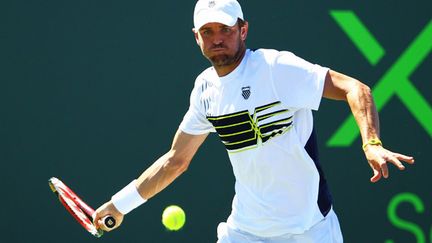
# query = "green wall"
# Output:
<box><xmin>2</xmin><ymin>0</ymin><xmax>431</xmax><ymax>242</ymax></box>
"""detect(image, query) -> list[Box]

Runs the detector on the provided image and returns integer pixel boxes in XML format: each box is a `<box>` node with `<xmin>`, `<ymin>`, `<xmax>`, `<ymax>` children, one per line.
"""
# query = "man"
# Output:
<box><xmin>93</xmin><ymin>0</ymin><xmax>414</xmax><ymax>242</ymax></box>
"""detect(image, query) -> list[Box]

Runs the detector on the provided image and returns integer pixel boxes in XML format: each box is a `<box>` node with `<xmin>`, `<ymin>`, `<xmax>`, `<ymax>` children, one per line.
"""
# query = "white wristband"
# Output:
<box><xmin>111</xmin><ymin>180</ymin><xmax>147</xmax><ymax>215</ymax></box>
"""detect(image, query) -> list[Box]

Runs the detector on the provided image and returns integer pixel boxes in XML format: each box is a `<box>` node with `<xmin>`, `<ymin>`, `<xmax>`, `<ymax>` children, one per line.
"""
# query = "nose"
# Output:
<box><xmin>213</xmin><ymin>38</ymin><xmax>223</xmax><ymax>45</ymax></box>
<box><xmin>212</xmin><ymin>32</ymin><xmax>224</xmax><ymax>45</ymax></box>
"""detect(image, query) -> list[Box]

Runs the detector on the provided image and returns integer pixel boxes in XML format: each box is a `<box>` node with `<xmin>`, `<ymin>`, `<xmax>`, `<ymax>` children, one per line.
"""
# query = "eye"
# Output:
<box><xmin>221</xmin><ymin>27</ymin><xmax>232</xmax><ymax>33</ymax></box>
<box><xmin>201</xmin><ymin>29</ymin><xmax>212</xmax><ymax>36</ymax></box>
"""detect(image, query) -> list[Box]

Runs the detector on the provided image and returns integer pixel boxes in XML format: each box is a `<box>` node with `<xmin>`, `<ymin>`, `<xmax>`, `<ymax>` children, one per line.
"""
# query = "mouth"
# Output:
<box><xmin>210</xmin><ymin>46</ymin><xmax>227</xmax><ymax>52</ymax></box>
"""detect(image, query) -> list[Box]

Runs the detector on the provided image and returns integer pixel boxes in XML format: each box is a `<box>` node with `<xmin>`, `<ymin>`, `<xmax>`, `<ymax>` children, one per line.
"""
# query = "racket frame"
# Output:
<box><xmin>49</xmin><ymin>177</ymin><xmax>105</xmax><ymax>238</ymax></box>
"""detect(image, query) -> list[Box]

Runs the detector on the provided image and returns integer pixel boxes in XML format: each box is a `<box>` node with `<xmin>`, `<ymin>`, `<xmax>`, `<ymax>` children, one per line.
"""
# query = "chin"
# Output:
<box><xmin>208</xmin><ymin>53</ymin><xmax>232</xmax><ymax>64</ymax></box>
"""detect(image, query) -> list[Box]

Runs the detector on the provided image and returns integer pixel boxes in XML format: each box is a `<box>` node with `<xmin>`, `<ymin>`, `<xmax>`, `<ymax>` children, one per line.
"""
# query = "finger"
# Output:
<box><xmin>393</xmin><ymin>153</ymin><xmax>415</xmax><ymax>164</ymax></box>
<box><xmin>370</xmin><ymin>167</ymin><xmax>381</xmax><ymax>183</ymax></box>
<box><xmin>92</xmin><ymin>212</ymin><xmax>100</xmax><ymax>228</ymax></box>
<box><xmin>386</xmin><ymin>156</ymin><xmax>405</xmax><ymax>170</ymax></box>
<box><xmin>380</xmin><ymin>162</ymin><xmax>389</xmax><ymax>179</ymax></box>
<box><xmin>98</xmin><ymin>218</ymin><xmax>111</xmax><ymax>232</ymax></box>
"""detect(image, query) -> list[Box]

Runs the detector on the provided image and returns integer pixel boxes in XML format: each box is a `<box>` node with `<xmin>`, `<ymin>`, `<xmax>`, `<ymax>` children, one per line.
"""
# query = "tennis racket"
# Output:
<box><xmin>48</xmin><ymin>177</ymin><xmax>116</xmax><ymax>238</ymax></box>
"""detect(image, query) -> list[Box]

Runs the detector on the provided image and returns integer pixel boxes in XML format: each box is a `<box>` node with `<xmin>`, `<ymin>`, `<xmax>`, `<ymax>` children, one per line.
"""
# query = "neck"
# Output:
<box><xmin>213</xmin><ymin>48</ymin><xmax>246</xmax><ymax>77</ymax></box>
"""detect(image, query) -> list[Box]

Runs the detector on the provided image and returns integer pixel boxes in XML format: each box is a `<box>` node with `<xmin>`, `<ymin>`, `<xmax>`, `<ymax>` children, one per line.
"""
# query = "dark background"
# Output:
<box><xmin>1</xmin><ymin>0</ymin><xmax>431</xmax><ymax>242</ymax></box>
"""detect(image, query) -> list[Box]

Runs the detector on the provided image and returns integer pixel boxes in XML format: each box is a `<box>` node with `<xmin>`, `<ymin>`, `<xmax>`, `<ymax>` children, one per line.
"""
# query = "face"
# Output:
<box><xmin>194</xmin><ymin>21</ymin><xmax>248</xmax><ymax>69</ymax></box>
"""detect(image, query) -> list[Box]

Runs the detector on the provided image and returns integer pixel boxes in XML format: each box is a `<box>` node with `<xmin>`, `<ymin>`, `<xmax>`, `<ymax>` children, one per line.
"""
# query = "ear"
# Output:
<box><xmin>240</xmin><ymin>21</ymin><xmax>249</xmax><ymax>41</ymax></box>
<box><xmin>192</xmin><ymin>28</ymin><xmax>200</xmax><ymax>45</ymax></box>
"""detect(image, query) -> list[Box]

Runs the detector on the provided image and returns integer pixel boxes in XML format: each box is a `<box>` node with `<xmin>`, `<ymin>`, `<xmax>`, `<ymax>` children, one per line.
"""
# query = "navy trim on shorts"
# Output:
<box><xmin>304</xmin><ymin>128</ymin><xmax>333</xmax><ymax>217</ymax></box>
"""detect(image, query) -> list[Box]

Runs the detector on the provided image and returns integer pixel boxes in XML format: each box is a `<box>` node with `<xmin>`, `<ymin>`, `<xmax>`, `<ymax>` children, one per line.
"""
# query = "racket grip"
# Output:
<box><xmin>102</xmin><ymin>215</ymin><xmax>116</xmax><ymax>229</ymax></box>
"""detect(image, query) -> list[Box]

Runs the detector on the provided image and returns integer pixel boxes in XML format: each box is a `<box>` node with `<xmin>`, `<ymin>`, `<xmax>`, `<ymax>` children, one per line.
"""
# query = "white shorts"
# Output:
<box><xmin>217</xmin><ymin>209</ymin><xmax>343</xmax><ymax>243</ymax></box>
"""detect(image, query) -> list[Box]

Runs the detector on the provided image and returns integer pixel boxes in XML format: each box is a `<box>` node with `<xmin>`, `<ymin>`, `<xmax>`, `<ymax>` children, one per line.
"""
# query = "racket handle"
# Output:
<box><xmin>102</xmin><ymin>215</ymin><xmax>116</xmax><ymax>229</ymax></box>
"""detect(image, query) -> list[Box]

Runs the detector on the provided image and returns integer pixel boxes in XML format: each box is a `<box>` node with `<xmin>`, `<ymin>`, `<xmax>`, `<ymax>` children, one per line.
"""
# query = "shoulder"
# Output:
<box><xmin>190</xmin><ymin>67</ymin><xmax>218</xmax><ymax>99</ymax></box>
<box><xmin>194</xmin><ymin>67</ymin><xmax>216</xmax><ymax>87</ymax></box>
<box><xmin>248</xmin><ymin>48</ymin><xmax>297</xmax><ymax>65</ymax></box>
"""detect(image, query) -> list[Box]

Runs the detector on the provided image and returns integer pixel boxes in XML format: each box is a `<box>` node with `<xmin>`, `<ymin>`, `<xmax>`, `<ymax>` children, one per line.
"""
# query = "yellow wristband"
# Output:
<box><xmin>362</xmin><ymin>138</ymin><xmax>382</xmax><ymax>150</ymax></box>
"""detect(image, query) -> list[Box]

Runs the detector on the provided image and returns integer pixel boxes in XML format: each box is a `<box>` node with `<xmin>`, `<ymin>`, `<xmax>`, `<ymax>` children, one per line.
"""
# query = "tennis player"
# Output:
<box><xmin>94</xmin><ymin>0</ymin><xmax>414</xmax><ymax>242</ymax></box>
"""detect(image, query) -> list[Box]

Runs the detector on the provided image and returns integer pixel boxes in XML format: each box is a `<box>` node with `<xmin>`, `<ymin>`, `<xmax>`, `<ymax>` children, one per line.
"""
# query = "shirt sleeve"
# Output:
<box><xmin>271</xmin><ymin>51</ymin><xmax>328</xmax><ymax>110</ymax></box>
<box><xmin>179</xmin><ymin>78</ymin><xmax>215</xmax><ymax>135</ymax></box>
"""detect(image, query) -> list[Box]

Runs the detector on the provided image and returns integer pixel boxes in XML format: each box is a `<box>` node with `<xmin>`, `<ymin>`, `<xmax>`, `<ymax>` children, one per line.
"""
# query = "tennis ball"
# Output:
<box><xmin>162</xmin><ymin>205</ymin><xmax>186</xmax><ymax>231</ymax></box>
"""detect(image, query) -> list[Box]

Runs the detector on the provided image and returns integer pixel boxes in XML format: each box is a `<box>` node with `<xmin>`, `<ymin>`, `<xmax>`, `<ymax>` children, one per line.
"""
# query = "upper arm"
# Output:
<box><xmin>271</xmin><ymin>51</ymin><xmax>328</xmax><ymax>110</ymax></box>
<box><xmin>323</xmin><ymin>69</ymin><xmax>361</xmax><ymax>101</ymax></box>
<box><xmin>169</xmin><ymin>129</ymin><xmax>209</xmax><ymax>167</ymax></box>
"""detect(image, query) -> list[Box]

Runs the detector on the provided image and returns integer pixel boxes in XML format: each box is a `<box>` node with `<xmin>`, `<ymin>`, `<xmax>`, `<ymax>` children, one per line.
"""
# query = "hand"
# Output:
<box><xmin>93</xmin><ymin>201</ymin><xmax>124</xmax><ymax>232</ymax></box>
<box><xmin>363</xmin><ymin>145</ymin><xmax>415</xmax><ymax>183</ymax></box>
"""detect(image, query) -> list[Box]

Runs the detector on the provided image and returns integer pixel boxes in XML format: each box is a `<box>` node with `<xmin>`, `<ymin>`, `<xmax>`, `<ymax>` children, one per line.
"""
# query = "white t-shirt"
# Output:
<box><xmin>179</xmin><ymin>49</ymin><xmax>332</xmax><ymax>237</ymax></box>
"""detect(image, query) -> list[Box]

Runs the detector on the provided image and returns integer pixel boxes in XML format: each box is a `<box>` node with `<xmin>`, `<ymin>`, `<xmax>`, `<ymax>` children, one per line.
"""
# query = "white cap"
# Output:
<box><xmin>193</xmin><ymin>0</ymin><xmax>244</xmax><ymax>31</ymax></box>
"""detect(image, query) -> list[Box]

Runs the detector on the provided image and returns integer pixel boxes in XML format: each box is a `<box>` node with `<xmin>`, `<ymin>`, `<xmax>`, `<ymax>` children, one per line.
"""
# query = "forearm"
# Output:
<box><xmin>324</xmin><ymin>70</ymin><xmax>380</xmax><ymax>144</ymax></box>
<box><xmin>135</xmin><ymin>151</ymin><xmax>189</xmax><ymax>200</ymax></box>
<box><xmin>93</xmin><ymin>131</ymin><xmax>206</xmax><ymax>230</ymax></box>
<box><xmin>110</xmin><ymin>130</ymin><xmax>205</xmax><ymax>213</ymax></box>
<box><xmin>93</xmin><ymin>152</ymin><xmax>189</xmax><ymax>230</ymax></box>
<box><xmin>346</xmin><ymin>81</ymin><xmax>380</xmax><ymax>143</ymax></box>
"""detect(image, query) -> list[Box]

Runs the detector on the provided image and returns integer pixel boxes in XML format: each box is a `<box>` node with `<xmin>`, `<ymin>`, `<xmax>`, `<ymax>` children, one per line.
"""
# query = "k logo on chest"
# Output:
<box><xmin>242</xmin><ymin>86</ymin><xmax>251</xmax><ymax>100</ymax></box>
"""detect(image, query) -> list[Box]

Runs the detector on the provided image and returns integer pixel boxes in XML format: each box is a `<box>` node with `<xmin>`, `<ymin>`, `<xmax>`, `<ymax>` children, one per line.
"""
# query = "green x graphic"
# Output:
<box><xmin>327</xmin><ymin>11</ymin><xmax>432</xmax><ymax>147</ymax></box>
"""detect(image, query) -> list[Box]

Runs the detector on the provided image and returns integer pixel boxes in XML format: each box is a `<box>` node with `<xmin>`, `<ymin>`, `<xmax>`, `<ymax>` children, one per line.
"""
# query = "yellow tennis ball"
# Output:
<box><xmin>162</xmin><ymin>205</ymin><xmax>186</xmax><ymax>231</ymax></box>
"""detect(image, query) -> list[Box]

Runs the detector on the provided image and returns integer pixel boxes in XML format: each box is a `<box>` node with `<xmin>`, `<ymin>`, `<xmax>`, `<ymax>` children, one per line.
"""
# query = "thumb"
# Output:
<box><xmin>92</xmin><ymin>211</ymin><xmax>101</xmax><ymax>228</ymax></box>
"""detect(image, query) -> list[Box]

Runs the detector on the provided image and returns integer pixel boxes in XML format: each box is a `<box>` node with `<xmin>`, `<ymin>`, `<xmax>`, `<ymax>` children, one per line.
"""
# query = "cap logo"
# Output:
<box><xmin>208</xmin><ymin>0</ymin><xmax>216</xmax><ymax>8</ymax></box>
